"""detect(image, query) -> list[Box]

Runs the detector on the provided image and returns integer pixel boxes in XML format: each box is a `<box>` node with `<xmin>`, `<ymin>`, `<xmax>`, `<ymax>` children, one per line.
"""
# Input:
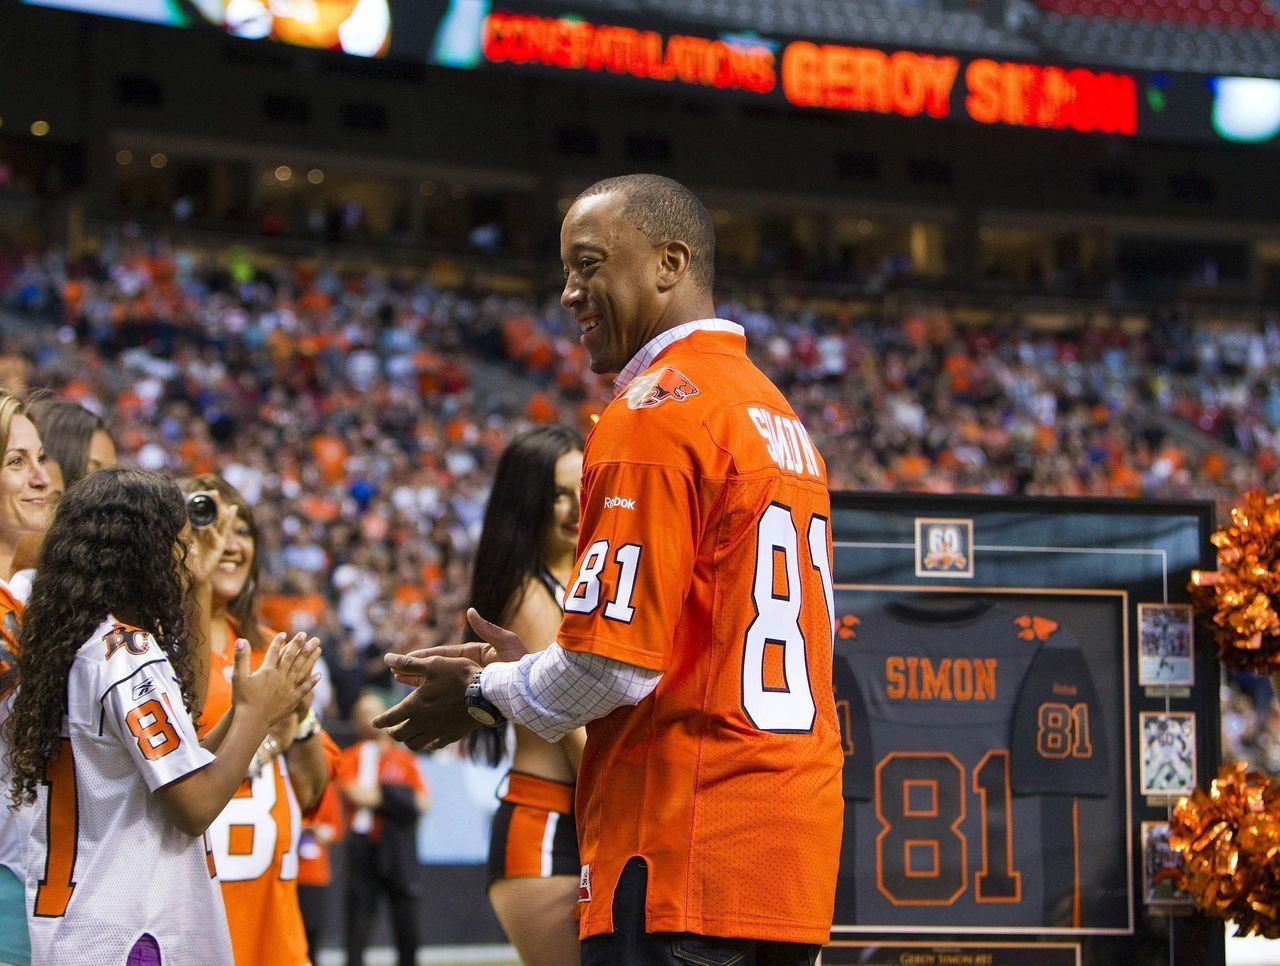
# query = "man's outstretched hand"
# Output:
<box><xmin>374</xmin><ymin>609</ymin><xmax>530</xmax><ymax>751</ymax></box>
<box><xmin>372</xmin><ymin>652</ymin><xmax>479</xmax><ymax>752</ymax></box>
<box><xmin>386</xmin><ymin>608</ymin><xmax>530</xmax><ymax>688</ymax></box>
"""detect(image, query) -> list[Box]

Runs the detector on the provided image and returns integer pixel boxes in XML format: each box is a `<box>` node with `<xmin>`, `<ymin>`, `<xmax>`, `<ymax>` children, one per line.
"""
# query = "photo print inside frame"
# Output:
<box><xmin>1139</xmin><ymin>712</ymin><xmax>1196</xmax><ymax>797</ymax></box>
<box><xmin>1141</xmin><ymin>821</ymin><xmax>1192</xmax><ymax>907</ymax></box>
<box><xmin>1138</xmin><ymin>604</ymin><xmax>1195</xmax><ymax>688</ymax></box>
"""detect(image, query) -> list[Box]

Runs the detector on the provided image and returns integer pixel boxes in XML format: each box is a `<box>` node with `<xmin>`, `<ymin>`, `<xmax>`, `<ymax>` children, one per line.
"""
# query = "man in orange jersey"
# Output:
<box><xmin>378</xmin><ymin>174</ymin><xmax>844</xmax><ymax>964</ymax></box>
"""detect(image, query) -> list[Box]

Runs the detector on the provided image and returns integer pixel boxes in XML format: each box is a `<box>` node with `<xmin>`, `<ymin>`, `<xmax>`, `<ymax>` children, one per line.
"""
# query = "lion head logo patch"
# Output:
<box><xmin>623</xmin><ymin>367</ymin><xmax>700</xmax><ymax>410</ymax></box>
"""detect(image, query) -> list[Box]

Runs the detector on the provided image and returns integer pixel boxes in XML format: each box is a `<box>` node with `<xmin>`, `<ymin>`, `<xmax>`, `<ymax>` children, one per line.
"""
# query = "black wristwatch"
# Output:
<box><xmin>464</xmin><ymin>668</ymin><xmax>505</xmax><ymax>727</ymax></box>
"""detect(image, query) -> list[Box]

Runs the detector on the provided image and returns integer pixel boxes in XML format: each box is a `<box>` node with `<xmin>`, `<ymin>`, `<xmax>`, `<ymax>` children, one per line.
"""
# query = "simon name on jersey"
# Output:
<box><xmin>748</xmin><ymin>405</ymin><xmax>822</xmax><ymax>479</ymax></box>
<box><xmin>884</xmin><ymin>656</ymin><xmax>999</xmax><ymax>702</ymax></box>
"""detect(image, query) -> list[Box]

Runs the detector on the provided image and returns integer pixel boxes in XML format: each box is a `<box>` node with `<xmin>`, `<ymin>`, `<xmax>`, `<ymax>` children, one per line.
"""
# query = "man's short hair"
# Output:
<box><xmin>574</xmin><ymin>174</ymin><xmax>716</xmax><ymax>292</ymax></box>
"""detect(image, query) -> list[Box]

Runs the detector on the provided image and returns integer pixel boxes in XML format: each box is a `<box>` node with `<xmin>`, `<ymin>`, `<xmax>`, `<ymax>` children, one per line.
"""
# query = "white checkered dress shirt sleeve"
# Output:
<box><xmin>480</xmin><ymin>644</ymin><xmax>662</xmax><ymax>742</ymax></box>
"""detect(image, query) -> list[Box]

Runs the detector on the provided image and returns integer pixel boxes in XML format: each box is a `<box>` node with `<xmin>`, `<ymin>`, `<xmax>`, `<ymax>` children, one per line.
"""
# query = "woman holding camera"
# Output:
<box><xmin>178</xmin><ymin>473</ymin><xmax>337</xmax><ymax>966</ymax></box>
<box><xmin>6</xmin><ymin>468</ymin><xmax>320</xmax><ymax>965</ymax></box>
<box><xmin>0</xmin><ymin>390</ymin><xmax>54</xmax><ymax>966</ymax></box>
<box><xmin>463</xmin><ymin>426</ymin><xmax>585</xmax><ymax>966</ymax></box>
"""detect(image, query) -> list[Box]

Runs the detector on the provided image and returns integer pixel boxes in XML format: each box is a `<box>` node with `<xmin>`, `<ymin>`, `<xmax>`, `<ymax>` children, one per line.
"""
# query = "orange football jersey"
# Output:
<box><xmin>199</xmin><ymin>626</ymin><xmax>338</xmax><ymax>966</ymax></box>
<box><xmin>297</xmin><ymin>781</ymin><xmax>345</xmax><ymax>887</ymax></box>
<box><xmin>558</xmin><ymin>325</ymin><xmax>845</xmax><ymax>944</ymax></box>
<box><xmin>336</xmin><ymin>740</ymin><xmax>427</xmax><ymax>839</ymax></box>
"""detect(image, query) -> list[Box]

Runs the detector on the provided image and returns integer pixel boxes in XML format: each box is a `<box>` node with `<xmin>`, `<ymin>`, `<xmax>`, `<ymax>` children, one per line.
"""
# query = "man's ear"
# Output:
<box><xmin>655</xmin><ymin>240</ymin><xmax>692</xmax><ymax>291</ymax></box>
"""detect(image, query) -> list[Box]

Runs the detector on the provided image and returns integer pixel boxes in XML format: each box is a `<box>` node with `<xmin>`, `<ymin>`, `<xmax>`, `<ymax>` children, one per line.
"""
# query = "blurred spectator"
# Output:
<box><xmin>25</xmin><ymin>397</ymin><xmax>117</xmax><ymax>490</ymax></box>
<box><xmin>297</xmin><ymin>782</ymin><xmax>346</xmax><ymax>961</ymax></box>
<box><xmin>338</xmin><ymin>692</ymin><xmax>429</xmax><ymax>966</ymax></box>
<box><xmin>1</xmin><ymin>231</ymin><xmax>1277</xmax><ymax>742</ymax></box>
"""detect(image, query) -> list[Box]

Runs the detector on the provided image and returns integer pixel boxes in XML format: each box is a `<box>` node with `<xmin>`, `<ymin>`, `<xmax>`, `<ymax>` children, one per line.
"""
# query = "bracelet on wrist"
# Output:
<box><xmin>249</xmin><ymin>733</ymin><xmax>281</xmax><ymax>778</ymax></box>
<box><xmin>295</xmin><ymin>708</ymin><xmax>322</xmax><ymax>742</ymax></box>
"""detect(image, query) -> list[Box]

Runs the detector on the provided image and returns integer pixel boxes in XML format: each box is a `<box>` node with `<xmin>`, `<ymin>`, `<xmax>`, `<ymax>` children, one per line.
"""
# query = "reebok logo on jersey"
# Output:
<box><xmin>622</xmin><ymin>367</ymin><xmax>699</xmax><ymax>410</ymax></box>
<box><xmin>603</xmin><ymin>496</ymin><xmax>636</xmax><ymax>510</ymax></box>
<box><xmin>578</xmin><ymin>864</ymin><xmax>592</xmax><ymax>903</ymax></box>
<box><xmin>131</xmin><ymin>679</ymin><xmax>156</xmax><ymax>700</ymax></box>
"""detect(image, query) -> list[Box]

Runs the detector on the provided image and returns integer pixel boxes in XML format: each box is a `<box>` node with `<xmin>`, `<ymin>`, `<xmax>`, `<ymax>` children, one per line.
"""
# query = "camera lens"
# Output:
<box><xmin>186</xmin><ymin>492</ymin><xmax>218</xmax><ymax>529</ymax></box>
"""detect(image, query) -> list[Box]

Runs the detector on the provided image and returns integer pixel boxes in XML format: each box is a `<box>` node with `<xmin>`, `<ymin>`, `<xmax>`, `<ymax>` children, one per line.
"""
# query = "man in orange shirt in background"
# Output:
<box><xmin>340</xmin><ymin>692</ymin><xmax>430</xmax><ymax>966</ymax></box>
<box><xmin>377</xmin><ymin>174</ymin><xmax>844</xmax><ymax>965</ymax></box>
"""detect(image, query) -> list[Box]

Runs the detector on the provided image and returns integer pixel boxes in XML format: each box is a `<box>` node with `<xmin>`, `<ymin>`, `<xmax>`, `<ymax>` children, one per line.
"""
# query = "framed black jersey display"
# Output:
<box><xmin>822</xmin><ymin>493</ymin><xmax>1221</xmax><ymax>966</ymax></box>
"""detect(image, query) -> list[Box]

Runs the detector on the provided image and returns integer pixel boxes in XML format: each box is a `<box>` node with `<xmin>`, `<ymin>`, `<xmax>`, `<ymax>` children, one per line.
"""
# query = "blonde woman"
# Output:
<box><xmin>0</xmin><ymin>391</ymin><xmax>56</xmax><ymax>966</ymax></box>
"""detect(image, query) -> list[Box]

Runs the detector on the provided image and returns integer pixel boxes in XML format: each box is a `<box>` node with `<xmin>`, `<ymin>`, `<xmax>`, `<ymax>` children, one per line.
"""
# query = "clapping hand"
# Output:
<box><xmin>233</xmin><ymin>632</ymin><xmax>322</xmax><ymax>726</ymax></box>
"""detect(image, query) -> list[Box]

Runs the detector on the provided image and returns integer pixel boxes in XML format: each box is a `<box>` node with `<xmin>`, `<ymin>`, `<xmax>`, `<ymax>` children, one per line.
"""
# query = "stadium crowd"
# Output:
<box><xmin>1</xmin><ymin>233</ymin><xmax>1277</xmax><ymax>736</ymax></box>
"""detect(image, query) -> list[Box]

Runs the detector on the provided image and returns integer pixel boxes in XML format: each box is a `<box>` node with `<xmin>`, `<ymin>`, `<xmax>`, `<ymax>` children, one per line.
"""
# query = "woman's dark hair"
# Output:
<box><xmin>5</xmin><ymin>469</ymin><xmax>194</xmax><ymax>806</ymax></box>
<box><xmin>26</xmin><ymin>398</ymin><xmax>111</xmax><ymax>488</ymax></box>
<box><xmin>176</xmin><ymin>473</ymin><xmax>266</xmax><ymax>651</ymax></box>
<box><xmin>463</xmin><ymin>425</ymin><xmax>583</xmax><ymax>766</ymax></box>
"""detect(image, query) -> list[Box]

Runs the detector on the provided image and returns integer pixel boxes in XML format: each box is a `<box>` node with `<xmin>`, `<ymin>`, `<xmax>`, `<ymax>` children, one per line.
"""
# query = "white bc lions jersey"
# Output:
<box><xmin>25</xmin><ymin>617</ymin><xmax>233</xmax><ymax>965</ymax></box>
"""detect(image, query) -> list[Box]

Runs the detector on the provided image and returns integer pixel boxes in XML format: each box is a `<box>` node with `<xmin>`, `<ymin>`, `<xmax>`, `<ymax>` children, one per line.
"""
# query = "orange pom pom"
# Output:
<box><xmin>1169</xmin><ymin>761</ymin><xmax>1280</xmax><ymax>938</ymax></box>
<box><xmin>1189</xmin><ymin>490</ymin><xmax>1280</xmax><ymax>673</ymax></box>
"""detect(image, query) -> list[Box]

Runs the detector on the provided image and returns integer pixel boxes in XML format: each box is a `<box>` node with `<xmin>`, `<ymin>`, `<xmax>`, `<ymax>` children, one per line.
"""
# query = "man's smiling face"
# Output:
<box><xmin>559</xmin><ymin>190</ymin><xmax>665</xmax><ymax>376</ymax></box>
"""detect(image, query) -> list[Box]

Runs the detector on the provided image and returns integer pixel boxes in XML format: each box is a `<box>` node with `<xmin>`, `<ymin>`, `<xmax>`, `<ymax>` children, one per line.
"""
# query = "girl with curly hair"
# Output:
<box><xmin>4</xmin><ymin>468</ymin><xmax>320</xmax><ymax>965</ymax></box>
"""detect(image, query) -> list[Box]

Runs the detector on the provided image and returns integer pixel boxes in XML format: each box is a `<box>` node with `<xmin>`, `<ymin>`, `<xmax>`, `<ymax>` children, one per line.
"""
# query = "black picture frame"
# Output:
<box><xmin>822</xmin><ymin>492</ymin><xmax>1222</xmax><ymax>966</ymax></box>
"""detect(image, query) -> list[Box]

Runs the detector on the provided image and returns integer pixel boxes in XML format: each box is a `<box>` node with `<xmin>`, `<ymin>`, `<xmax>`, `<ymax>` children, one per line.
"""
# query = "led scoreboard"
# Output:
<box><xmin>478</xmin><ymin>10</ymin><xmax>1139</xmax><ymax>135</ymax></box>
<box><xmin>26</xmin><ymin>0</ymin><xmax>1277</xmax><ymax>145</ymax></box>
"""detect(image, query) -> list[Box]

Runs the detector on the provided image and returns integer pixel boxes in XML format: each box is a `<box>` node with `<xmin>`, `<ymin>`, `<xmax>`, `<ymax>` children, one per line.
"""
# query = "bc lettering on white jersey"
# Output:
<box><xmin>25</xmin><ymin>617</ymin><xmax>233</xmax><ymax>965</ymax></box>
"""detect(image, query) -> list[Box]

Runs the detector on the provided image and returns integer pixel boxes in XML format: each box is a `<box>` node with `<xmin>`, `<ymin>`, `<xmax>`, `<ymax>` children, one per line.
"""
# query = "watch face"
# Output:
<box><xmin>466</xmin><ymin>704</ymin><xmax>499</xmax><ymax>727</ymax></box>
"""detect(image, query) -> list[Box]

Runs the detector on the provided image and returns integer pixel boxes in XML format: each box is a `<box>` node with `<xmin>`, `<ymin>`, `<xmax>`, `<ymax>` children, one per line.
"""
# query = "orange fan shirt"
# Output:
<box><xmin>336</xmin><ymin>740</ymin><xmax>427</xmax><ymax>839</ymax></box>
<box><xmin>558</xmin><ymin>326</ymin><xmax>845</xmax><ymax>944</ymax></box>
<box><xmin>199</xmin><ymin>627</ymin><xmax>339</xmax><ymax>966</ymax></box>
<box><xmin>297</xmin><ymin>782</ymin><xmax>345</xmax><ymax>888</ymax></box>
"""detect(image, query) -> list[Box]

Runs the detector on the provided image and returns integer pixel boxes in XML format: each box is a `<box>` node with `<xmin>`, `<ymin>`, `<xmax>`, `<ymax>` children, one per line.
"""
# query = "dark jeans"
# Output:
<box><xmin>344</xmin><ymin>836</ymin><xmax>418</xmax><ymax>966</ymax></box>
<box><xmin>298</xmin><ymin>882</ymin><xmax>328</xmax><ymax>960</ymax></box>
<box><xmin>580</xmin><ymin>858</ymin><xmax>820</xmax><ymax>966</ymax></box>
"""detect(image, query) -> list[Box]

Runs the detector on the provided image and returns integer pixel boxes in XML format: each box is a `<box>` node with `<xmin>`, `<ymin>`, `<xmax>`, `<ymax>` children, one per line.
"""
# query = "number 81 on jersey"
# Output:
<box><xmin>562</xmin><ymin>502</ymin><xmax>834</xmax><ymax>736</ymax></box>
<box><xmin>743</xmin><ymin>503</ymin><xmax>834</xmax><ymax>734</ymax></box>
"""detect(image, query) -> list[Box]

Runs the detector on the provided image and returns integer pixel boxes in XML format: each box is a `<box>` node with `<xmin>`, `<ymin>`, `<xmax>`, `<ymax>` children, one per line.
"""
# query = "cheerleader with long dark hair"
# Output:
<box><xmin>463</xmin><ymin>426</ymin><xmax>585</xmax><ymax>966</ymax></box>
